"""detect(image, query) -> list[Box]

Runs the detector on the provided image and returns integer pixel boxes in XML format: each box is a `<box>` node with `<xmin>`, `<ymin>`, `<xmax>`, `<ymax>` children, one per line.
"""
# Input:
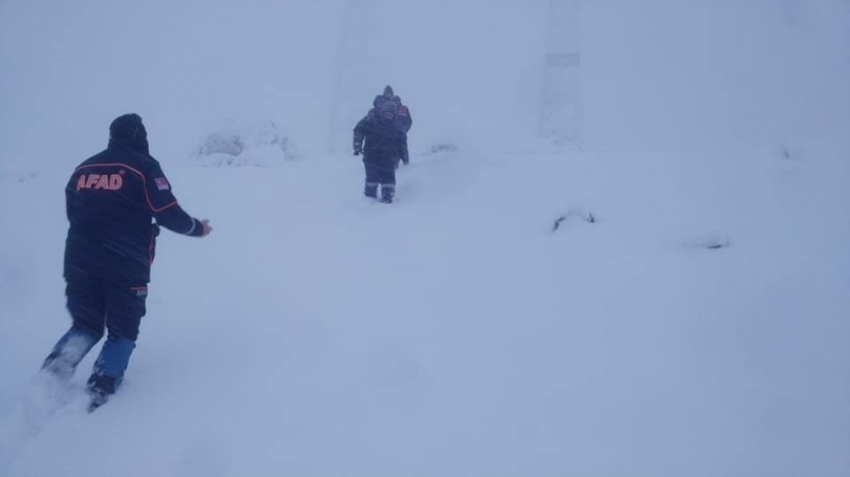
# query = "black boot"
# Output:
<box><xmin>86</xmin><ymin>374</ymin><xmax>117</xmax><ymax>412</ymax></box>
<box><xmin>380</xmin><ymin>184</ymin><xmax>395</xmax><ymax>203</ymax></box>
<box><xmin>364</xmin><ymin>183</ymin><xmax>378</xmax><ymax>199</ymax></box>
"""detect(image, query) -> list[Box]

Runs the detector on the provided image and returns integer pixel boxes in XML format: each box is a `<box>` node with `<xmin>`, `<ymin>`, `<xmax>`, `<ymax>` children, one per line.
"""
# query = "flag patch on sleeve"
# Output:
<box><xmin>155</xmin><ymin>178</ymin><xmax>170</xmax><ymax>191</ymax></box>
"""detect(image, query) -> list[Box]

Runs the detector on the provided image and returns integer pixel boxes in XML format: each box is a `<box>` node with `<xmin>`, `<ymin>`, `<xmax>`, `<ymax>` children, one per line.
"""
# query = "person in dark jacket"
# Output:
<box><xmin>393</xmin><ymin>95</ymin><xmax>413</xmax><ymax>134</ymax></box>
<box><xmin>372</xmin><ymin>85</ymin><xmax>395</xmax><ymax>109</ymax></box>
<box><xmin>40</xmin><ymin>113</ymin><xmax>212</xmax><ymax>411</ymax></box>
<box><xmin>354</xmin><ymin>101</ymin><xmax>409</xmax><ymax>203</ymax></box>
<box><xmin>368</xmin><ymin>86</ymin><xmax>413</xmax><ymax>134</ymax></box>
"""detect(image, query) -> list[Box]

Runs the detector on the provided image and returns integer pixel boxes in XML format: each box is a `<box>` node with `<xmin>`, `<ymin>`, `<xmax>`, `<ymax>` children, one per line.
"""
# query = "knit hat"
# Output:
<box><xmin>109</xmin><ymin>113</ymin><xmax>149</xmax><ymax>154</ymax></box>
<box><xmin>383</xmin><ymin>85</ymin><xmax>394</xmax><ymax>97</ymax></box>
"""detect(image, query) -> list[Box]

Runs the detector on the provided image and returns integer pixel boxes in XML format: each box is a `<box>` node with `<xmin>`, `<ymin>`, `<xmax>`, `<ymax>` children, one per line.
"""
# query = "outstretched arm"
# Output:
<box><xmin>143</xmin><ymin>161</ymin><xmax>210</xmax><ymax>237</ymax></box>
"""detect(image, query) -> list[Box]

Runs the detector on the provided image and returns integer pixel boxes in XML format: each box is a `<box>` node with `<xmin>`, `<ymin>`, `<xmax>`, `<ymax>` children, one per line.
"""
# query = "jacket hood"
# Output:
<box><xmin>108</xmin><ymin>113</ymin><xmax>149</xmax><ymax>155</ymax></box>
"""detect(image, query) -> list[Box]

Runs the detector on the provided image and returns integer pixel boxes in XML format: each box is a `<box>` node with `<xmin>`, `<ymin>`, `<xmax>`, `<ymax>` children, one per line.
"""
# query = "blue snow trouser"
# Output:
<box><xmin>42</xmin><ymin>271</ymin><xmax>147</xmax><ymax>393</ymax></box>
<box><xmin>364</xmin><ymin>160</ymin><xmax>396</xmax><ymax>201</ymax></box>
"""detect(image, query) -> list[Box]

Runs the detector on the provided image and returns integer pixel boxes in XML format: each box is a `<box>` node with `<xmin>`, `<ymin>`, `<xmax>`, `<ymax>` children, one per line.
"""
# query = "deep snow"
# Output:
<box><xmin>1</xmin><ymin>146</ymin><xmax>848</xmax><ymax>476</ymax></box>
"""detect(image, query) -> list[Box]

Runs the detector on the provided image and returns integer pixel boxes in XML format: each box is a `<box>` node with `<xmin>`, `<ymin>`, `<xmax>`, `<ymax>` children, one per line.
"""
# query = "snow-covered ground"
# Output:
<box><xmin>1</xmin><ymin>1</ymin><xmax>849</xmax><ymax>476</ymax></box>
<box><xmin>1</xmin><ymin>145</ymin><xmax>848</xmax><ymax>476</ymax></box>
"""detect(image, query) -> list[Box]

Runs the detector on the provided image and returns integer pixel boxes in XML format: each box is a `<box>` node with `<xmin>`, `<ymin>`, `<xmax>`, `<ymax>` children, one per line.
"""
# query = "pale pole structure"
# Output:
<box><xmin>327</xmin><ymin>0</ymin><xmax>375</xmax><ymax>155</ymax></box>
<box><xmin>539</xmin><ymin>0</ymin><xmax>583</xmax><ymax>148</ymax></box>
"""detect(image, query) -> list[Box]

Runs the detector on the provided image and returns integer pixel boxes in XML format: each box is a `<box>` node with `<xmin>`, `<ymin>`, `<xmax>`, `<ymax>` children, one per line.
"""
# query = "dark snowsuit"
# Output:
<box><xmin>42</xmin><ymin>113</ymin><xmax>206</xmax><ymax>409</ymax></box>
<box><xmin>353</xmin><ymin>110</ymin><xmax>409</xmax><ymax>202</ymax></box>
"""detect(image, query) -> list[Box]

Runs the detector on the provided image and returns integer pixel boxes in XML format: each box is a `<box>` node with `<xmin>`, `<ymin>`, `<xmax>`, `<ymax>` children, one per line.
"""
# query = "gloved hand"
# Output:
<box><xmin>199</xmin><ymin>219</ymin><xmax>213</xmax><ymax>237</ymax></box>
<box><xmin>354</xmin><ymin>149</ymin><xmax>361</xmax><ymax>156</ymax></box>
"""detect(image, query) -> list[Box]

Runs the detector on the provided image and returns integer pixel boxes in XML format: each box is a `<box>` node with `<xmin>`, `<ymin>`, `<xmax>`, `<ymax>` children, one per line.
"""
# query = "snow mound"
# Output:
<box><xmin>190</xmin><ymin>121</ymin><xmax>297</xmax><ymax>167</ymax></box>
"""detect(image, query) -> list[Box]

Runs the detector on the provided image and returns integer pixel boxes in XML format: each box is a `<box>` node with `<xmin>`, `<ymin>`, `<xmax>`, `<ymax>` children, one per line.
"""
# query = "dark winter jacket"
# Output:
<box><xmin>64</xmin><ymin>118</ymin><xmax>204</xmax><ymax>285</ymax></box>
<box><xmin>353</xmin><ymin>114</ymin><xmax>409</xmax><ymax>167</ymax></box>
